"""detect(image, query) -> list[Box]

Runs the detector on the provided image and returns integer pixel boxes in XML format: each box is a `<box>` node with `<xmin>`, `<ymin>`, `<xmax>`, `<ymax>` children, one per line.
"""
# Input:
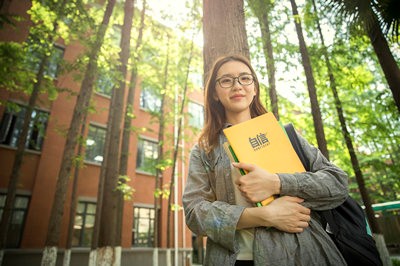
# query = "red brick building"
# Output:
<box><xmin>0</xmin><ymin>1</ymin><xmax>204</xmax><ymax>265</ymax></box>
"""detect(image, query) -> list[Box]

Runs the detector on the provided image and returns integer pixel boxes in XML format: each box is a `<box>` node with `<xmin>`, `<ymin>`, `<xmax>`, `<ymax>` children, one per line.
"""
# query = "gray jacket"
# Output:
<box><xmin>183</xmin><ymin>131</ymin><xmax>349</xmax><ymax>266</ymax></box>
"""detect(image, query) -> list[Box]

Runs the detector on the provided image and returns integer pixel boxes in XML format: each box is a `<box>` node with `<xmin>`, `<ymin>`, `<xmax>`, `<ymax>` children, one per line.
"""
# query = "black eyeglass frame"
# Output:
<box><xmin>216</xmin><ymin>74</ymin><xmax>255</xmax><ymax>88</ymax></box>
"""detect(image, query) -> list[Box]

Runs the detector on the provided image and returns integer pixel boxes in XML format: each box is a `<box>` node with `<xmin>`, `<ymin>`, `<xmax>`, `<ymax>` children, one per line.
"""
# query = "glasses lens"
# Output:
<box><xmin>217</xmin><ymin>74</ymin><xmax>254</xmax><ymax>88</ymax></box>
<box><xmin>239</xmin><ymin>74</ymin><xmax>253</xmax><ymax>85</ymax></box>
<box><xmin>219</xmin><ymin>77</ymin><xmax>234</xmax><ymax>88</ymax></box>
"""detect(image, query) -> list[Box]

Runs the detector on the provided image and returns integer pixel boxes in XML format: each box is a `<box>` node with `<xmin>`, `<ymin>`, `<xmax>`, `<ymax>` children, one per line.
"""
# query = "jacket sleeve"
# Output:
<box><xmin>182</xmin><ymin>144</ymin><xmax>243</xmax><ymax>252</ymax></box>
<box><xmin>278</xmin><ymin>132</ymin><xmax>349</xmax><ymax>210</ymax></box>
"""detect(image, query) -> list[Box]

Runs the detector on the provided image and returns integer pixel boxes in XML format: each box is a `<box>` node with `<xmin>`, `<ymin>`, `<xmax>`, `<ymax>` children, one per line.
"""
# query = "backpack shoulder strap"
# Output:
<box><xmin>284</xmin><ymin>123</ymin><xmax>310</xmax><ymax>171</ymax></box>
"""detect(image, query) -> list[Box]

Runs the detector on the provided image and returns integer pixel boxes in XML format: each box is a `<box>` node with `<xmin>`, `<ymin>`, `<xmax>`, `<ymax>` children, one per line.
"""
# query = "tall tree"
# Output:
<box><xmin>327</xmin><ymin>0</ymin><xmax>400</xmax><ymax>112</ymax></box>
<box><xmin>41</xmin><ymin>1</ymin><xmax>116</xmax><ymax>265</ymax></box>
<box><xmin>166</xmin><ymin>26</ymin><xmax>197</xmax><ymax>250</ymax></box>
<box><xmin>152</xmin><ymin>35</ymin><xmax>170</xmax><ymax>266</ymax></box>
<box><xmin>311</xmin><ymin>0</ymin><xmax>391</xmax><ymax>264</ymax></box>
<box><xmin>165</xmin><ymin>1</ymin><xmax>202</xmax><ymax>253</ymax></box>
<box><xmin>118</xmin><ymin>0</ymin><xmax>147</xmax><ymax>237</ymax></box>
<box><xmin>201</xmin><ymin>0</ymin><xmax>251</xmax><ymax>263</ymax></box>
<box><xmin>248</xmin><ymin>0</ymin><xmax>279</xmax><ymax>119</ymax></box>
<box><xmin>203</xmin><ymin>0</ymin><xmax>250</xmax><ymax>78</ymax></box>
<box><xmin>97</xmin><ymin>0</ymin><xmax>134</xmax><ymax>264</ymax></box>
<box><xmin>289</xmin><ymin>0</ymin><xmax>329</xmax><ymax>159</ymax></box>
<box><xmin>63</xmin><ymin>114</ymin><xmax>87</xmax><ymax>266</ymax></box>
<box><xmin>119</xmin><ymin>0</ymin><xmax>147</xmax><ymax>180</ymax></box>
<box><xmin>0</xmin><ymin>0</ymin><xmax>67</xmax><ymax>265</ymax></box>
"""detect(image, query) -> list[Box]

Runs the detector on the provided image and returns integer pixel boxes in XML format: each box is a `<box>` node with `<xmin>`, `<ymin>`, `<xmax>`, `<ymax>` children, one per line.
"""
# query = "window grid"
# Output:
<box><xmin>136</xmin><ymin>138</ymin><xmax>158</xmax><ymax>175</ymax></box>
<box><xmin>0</xmin><ymin>104</ymin><xmax>49</xmax><ymax>151</ymax></box>
<box><xmin>85</xmin><ymin>124</ymin><xmax>106</xmax><ymax>163</ymax></box>
<box><xmin>0</xmin><ymin>194</ymin><xmax>30</xmax><ymax>248</ymax></box>
<box><xmin>72</xmin><ymin>201</ymin><xmax>96</xmax><ymax>247</ymax></box>
<box><xmin>132</xmin><ymin>206</ymin><xmax>155</xmax><ymax>247</ymax></box>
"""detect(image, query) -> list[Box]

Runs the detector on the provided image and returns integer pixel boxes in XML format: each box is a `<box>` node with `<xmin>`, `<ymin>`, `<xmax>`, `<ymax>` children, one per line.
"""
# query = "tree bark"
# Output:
<box><xmin>248</xmin><ymin>0</ymin><xmax>279</xmax><ymax>118</ymax></box>
<box><xmin>289</xmin><ymin>0</ymin><xmax>329</xmax><ymax>160</ymax></box>
<box><xmin>366</xmin><ymin>19</ymin><xmax>400</xmax><ymax>113</ymax></box>
<box><xmin>98</xmin><ymin>0</ymin><xmax>133</xmax><ymax>262</ymax></box>
<box><xmin>63</xmin><ymin>114</ymin><xmax>87</xmax><ymax>266</ymax></box>
<box><xmin>117</xmin><ymin>0</ymin><xmax>146</xmax><ymax>245</ymax></box>
<box><xmin>166</xmin><ymin>29</ymin><xmax>196</xmax><ymax>248</ymax></box>
<box><xmin>154</xmin><ymin>38</ymin><xmax>170</xmax><ymax>252</ymax></box>
<box><xmin>42</xmin><ymin>1</ymin><xmax>116</xmax><ymax>265</ymax></box>
<box><xmin>312</xmin><ymin>1</ymin><xmax>391</xmax><ymax>263</ymax></box>
<box><xmin>203</xmin><ymin>0</ymin><xmax>250</xmax><ymax>79</ymax></box>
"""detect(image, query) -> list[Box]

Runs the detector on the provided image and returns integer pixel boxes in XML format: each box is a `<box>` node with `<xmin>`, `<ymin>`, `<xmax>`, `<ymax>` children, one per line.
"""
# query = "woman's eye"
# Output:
<box><xmin>220</xmin><ymin>78</ymin><xmax>232</xmax><ymax>84</ymax></box>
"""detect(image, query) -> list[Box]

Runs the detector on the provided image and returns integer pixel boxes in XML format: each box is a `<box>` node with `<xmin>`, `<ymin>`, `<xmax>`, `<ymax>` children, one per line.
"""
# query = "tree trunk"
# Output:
<box><xmin>289</xmin><ymin>0</ymin><xmax>329</xmax><ymax>160</ymax></box>
<box><xmin>41</xmin><ymin>1</ymin><xmax>116</xmax><ymax>265</ymax></box>
<box><xmin>153</xmin><ymin>37</ymin><xmax>169</xmax><ymax>258</ymax></box>
<box><xmin>366</xmin><ymin>18</ymin><xmax>400</xmax><ymax>113</ymax></box>
<box><xmin>203</xmin><ymin>0</ymin><xmax>250</xmax><ymax>79</ymax></box>
<box><xmin>201</xmin><ymin>0</ymin><xmax>251</xmax><ymax>262</ymax></box>
<box><xmin>98</xmin><ymin>0</ymin><xmax>133</xmax><ymax>263</ymax></box>
<box><xmin>248</xmin><ymin>0</ymin><xmax>279</xmax><ymax>119</ymax></box>
<box><xmin>0</xmin><ymin>0</ymin><xmax>65</xmax><ymax>265</ymax></box>
<box><xmin>312</xmin><ymin>0</ymin><xmax>391</xmax><ymax>263</ymax></box>
<box><xmin>166</xmin><ymin>29</ymin><xmax>196</xmax><ymax>248</ymax></box>
<box><xmin>63</xmin><ymin>114</ymin><xmax>87</xmax><ymax>266</ymax></box>
<box><xmin>89</xmin><ymin>124</ymin><xmax>109</xmax><ymax>266</ymax></box>
<box><xmin>117</xmin><ymin>0</ymin><xmax>146</xmax><ymax>245</ymax></box>
<box><xmin>0</xmin><ymin>0</ymin><xmax>11</xmax><ymax>13</ymax></box>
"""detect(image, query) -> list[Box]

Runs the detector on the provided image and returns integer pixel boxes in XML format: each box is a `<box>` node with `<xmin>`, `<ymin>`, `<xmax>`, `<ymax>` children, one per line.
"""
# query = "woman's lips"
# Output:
<box><xmin>230</xmin><ymin>94</ymin><xmax>245</xmax><ymax>100</ymax></box>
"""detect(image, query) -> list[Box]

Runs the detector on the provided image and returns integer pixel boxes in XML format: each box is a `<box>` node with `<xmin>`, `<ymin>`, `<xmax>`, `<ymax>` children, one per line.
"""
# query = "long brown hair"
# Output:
<box><xmin>199</xmin><ymin>55</ymin><xmax>267</xmax><ymax>153</ymax></box>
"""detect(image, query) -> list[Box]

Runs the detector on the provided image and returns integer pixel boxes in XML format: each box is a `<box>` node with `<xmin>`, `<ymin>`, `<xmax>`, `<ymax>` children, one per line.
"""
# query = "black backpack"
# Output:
<box><xmin>284</xmin><ymin>123</ymin><xmax>383</xmax><ymax>266</ymax></box>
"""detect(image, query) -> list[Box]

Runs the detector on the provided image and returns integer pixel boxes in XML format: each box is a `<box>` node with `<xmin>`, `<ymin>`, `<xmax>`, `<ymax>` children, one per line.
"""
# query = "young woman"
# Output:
<box><xmin>182</xmin><ymin>55</ymin><xmax>349</xmax><ymax>266</ymax></box>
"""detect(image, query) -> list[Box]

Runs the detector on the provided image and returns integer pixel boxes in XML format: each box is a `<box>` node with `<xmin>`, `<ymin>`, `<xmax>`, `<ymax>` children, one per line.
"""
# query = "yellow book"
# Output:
<box><xmin>223</xmin><ymin>112</ymin><xmax>305</xmax><ymax>207</ymax></box>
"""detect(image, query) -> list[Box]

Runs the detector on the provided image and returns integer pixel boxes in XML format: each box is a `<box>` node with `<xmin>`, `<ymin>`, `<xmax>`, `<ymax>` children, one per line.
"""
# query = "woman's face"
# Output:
<box><xmin>214</xmin><ymin>60</ymin><xmax>256</xmax><ymax>122</ymax></box>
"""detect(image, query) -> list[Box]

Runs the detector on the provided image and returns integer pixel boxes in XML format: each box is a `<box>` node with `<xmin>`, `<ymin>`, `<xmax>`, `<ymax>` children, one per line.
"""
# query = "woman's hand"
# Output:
<box><xmin>262</xmin><ymin>196</ymin><xmax>311</xmax><ymax>232</ymax></box>
<box><xmin>232</xmin><ymin>162</ymin><xmax>280</xmax><ymax>203</ymax></box>
<box><xmin>237</xmin><ymin>196</ymin><xmax>311</xmax><ymax>233</ymax></box>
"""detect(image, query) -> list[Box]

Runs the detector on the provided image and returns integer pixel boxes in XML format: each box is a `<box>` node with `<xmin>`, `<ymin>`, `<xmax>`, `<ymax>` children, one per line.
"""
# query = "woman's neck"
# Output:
<box><xmin>226</xmin><ymin>111</ymin><xmax>252</xmax><ymax>125</ymax></box>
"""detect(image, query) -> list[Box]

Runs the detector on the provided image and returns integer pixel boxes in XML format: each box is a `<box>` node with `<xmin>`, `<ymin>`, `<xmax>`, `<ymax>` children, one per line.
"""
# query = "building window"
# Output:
<box><xmin>132</xmin><ymin>206</ymin><xmax>154</xmax><ymax>247</ymax></box>
<box><xmin>188</xmin><ymin>102</ymin><xmax>204</xmax><ymax>128</ymax></box>
<box><xmin>27</xmin><ymin>44</ymin><xmax>64</xmax><ymax>79</ymax></box>
<box><xmin>85</xmin><ymin>124</ymin><xmax>106</xmax><ymax>163</ymax></box>
<box><xmin>72</xmin><ymin>201</ymin><xmax>96</xmax><ymax>247</ymax></box>
<box><xmin>0</xmin><ymin>194</ymin><xmax>30</xmax><ymax>248</ymax></box>
<box><xmin>0</xmin><ymin>104</ymin><xmax>49</xmax><ymax>151</ymax></box>
<box><xmin>140</xmin><ymin>85</ymin><xmax>161</xmax><ymax>113</ymax></box>
<box><xmin>136</xmin><ymin>138</ymin><xmax>158</xmax><ymax>175</ymax></box>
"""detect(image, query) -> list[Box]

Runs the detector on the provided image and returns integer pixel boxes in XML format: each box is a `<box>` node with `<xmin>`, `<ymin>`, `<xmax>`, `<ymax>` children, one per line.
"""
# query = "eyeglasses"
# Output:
<box><xmin>216</xmin><ymin>74</ymin><xmax>254</xmax><ymax>88</ymax></box>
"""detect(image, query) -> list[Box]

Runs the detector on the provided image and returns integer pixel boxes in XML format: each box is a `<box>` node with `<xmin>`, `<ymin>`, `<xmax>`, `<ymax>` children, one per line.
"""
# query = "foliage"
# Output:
<box><xmin>154</xmin><ymin>184</ymin><xmax>170</xmax><ymax>199</ymax></box>
<box><xmin>171</xmin><ymin>204</ymin><xmax>183</xmax><ymax>211</ymax></box>
<box><xmin>246</xmin><ymin>0</ymin><xmax>400</xmax><ymax>204</ymax></box>
<box><xmin>0</xmin><ymin>42</ymin><xmax>35</xmax><ymax>92</ymax></box>
<box><xmin>393</xmin><ymin>258</ymin><xmax>400</xmax><ymax>266</ymax></box>
<box><xmin>324</xmin><ymin>0</ymin><xmax>400</xmax><ymax>42</ymax></box>
<box><xmin>2</xmin><ymin>0</ymin><xmax>398</xmax><ymax>230</ymax></box>
<box><xmin>117</xmin><ymin>175</ymin><xmax>135</xmax><ymax>201</ymax></box>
